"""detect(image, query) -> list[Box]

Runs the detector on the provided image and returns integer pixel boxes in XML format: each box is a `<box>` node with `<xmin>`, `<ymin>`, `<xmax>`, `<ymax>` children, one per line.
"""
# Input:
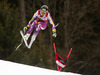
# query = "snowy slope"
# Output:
<box><xmin>0</xmin><ymin>60</ymin><xmax>81</xmax><ymax>75</ymax></box>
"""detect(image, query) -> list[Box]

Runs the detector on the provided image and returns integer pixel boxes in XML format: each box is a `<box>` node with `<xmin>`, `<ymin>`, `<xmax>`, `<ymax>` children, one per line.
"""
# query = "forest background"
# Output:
<box><xmin>0</xmin><ymin>0</ymin><xmax>100</xmax><ymax>75</ymax></box>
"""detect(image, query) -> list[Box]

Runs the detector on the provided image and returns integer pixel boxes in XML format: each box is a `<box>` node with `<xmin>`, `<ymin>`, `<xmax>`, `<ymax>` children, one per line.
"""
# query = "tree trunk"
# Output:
<box><xmin>48</xmin><ymin>1</ymin><xmax>56</xmax><ymax>68</ymax></box>
<box><xmin>19</xmin><ymin>0</ymin><xmax>26</xmax><ymax>26</ymax></box>
<box><xmin>64</xmin><ymin>0</ymin><xmax>70</xmax><ymax>50</ymax></box>
<box><xmin>33</xmin><ymin>0</ymin><xmax>36</xmax><ymax>12</ymax></box>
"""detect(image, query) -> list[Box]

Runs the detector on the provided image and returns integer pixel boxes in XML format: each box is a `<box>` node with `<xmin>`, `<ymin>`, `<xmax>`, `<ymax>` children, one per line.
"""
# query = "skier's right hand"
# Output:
<box><xmin>24</xmin><ymin>25</ymin><xmax>30</xmax><ymax>31</ymax></box>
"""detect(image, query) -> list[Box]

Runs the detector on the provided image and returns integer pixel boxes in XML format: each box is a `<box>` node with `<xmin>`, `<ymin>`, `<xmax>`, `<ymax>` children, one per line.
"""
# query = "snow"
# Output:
<box><xmin>0</xmin><ymin>60</ymin><xmax>81</xmax><ymax>75</ymax></box>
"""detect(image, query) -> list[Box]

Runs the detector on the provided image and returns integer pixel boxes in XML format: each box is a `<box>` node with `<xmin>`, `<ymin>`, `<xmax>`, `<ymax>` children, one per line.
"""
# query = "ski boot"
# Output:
<box><xmin>24</xmin><ymin>33</ymin><xmax>30</xmax><ymax>41</ymax></box>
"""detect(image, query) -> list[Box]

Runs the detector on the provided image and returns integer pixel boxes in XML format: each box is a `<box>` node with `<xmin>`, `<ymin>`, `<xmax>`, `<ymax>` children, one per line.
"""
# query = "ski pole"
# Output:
<box><xmin>55</xmin><ymin>23</ymin><xmax>59</xmax><ymax>28</ymax></box>
<box><xmin>15</xmin><ymin>28</ymin><xmax>26</xmax><ymax>51</ymax></box>
<box><xmin>15</xmin><ymin>38</ymin><xmax>23</xmax><ymax>51</ymax></box>
<box><xmin>67</xmin><ymin>48</ymin><xmax>72</xmax><ymax>59</ymax></box>
<box><xmin>53</xmin><ymin>43</ymin><xmax>57</xmax><ymax>53</ymax></box>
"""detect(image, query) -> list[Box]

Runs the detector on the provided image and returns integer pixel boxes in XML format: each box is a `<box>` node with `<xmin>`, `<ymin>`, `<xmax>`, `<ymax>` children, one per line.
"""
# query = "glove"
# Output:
<box><xmin>52</xmin><ymin>29</ymin><xmax>57</xmax><ymax>38</ymax></box>
<box><xmin>52</xmin><ymin>32</ymin><xmax>57</xmax><ymax>38</ymax></box>
<box><xmin>24</xmin><ymin>25</ymin><xmax>30</xmax><ymax>31</ymax></box>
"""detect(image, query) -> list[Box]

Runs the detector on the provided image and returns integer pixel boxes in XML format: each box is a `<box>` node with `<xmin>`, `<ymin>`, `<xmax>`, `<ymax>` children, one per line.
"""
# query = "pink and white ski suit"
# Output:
<box><xmin>27</xmin><ymin>10</ymin><xmax>56</xmax><ymax>35</ymax></box>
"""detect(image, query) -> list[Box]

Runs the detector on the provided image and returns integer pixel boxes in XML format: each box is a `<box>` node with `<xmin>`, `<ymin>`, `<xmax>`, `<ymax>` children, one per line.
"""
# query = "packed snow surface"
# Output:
<box><xmin>0</xmin><ymin>60</ymin><xmax>81</xmax><ymax>75</ymax></box>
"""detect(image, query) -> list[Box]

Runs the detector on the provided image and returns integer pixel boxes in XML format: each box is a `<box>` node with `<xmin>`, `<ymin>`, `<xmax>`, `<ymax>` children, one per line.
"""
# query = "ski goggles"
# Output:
<box><xmin>41</xmin><ymin>10</ymin><xmax>47</xmax><ymax>14</ymax></box>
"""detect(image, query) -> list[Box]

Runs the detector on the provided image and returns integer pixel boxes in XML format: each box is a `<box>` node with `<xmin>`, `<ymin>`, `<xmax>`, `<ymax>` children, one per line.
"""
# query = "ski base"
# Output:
<box><xmin>20</xmin><ymin>31</ymin><xmax>28</xmax><ymax>47</ymax></box>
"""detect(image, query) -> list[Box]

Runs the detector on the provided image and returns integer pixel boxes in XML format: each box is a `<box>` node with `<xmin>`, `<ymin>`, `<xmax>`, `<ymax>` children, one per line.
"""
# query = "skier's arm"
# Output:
<box><xmin>48</xmin><ymin>14</ymin><xmax>57</xmax><ymax>38</ymax></box>
<box><xmin>28</xmin><ymin>11</ymin><xmax>38</xmax><ymax>27</ymax></box>
<box><xmin>24</xmin><ymin>11</ymin><xmax>38</xmax><ymax>30</ymax></box>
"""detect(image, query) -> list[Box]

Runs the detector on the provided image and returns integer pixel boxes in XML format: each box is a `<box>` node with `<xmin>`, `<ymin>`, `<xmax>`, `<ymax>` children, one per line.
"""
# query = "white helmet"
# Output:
<box><xmin>41</xmin><ymin>5</ymin><xmax>48</xmax><ymax>11</ymax></box>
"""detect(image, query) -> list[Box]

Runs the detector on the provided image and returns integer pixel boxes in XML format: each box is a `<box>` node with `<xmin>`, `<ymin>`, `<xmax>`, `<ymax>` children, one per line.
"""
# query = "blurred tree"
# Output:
<box><xmin>19</xmin><ymin>0</ymin><xmax>26</xmax><ymax>26</ymax></box>
<box><xmin>0</xmin><ymin>0</ymin><xmax>20</xmax><ymax>59</ymax></box>
<box><xmin>65</xmin><ymin>0</ymin><xmax>100</xmax><ymax>74</ymax></box>
<box><xmin>64</xmin><ymin>0</ymin><xmax>70</xmax><ymax>51</ymax></box>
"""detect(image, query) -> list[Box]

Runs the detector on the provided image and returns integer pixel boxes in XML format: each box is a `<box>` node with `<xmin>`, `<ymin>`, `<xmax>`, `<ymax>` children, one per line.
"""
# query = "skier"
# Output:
<box><xmin>23</xmin><ymin>5</ymin><xmax>57</xmax><ymax>48</ymax></box>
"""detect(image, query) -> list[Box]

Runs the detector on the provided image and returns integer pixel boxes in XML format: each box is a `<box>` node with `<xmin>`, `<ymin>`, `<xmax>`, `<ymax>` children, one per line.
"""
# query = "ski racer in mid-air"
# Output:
<box><xmin>23</xmin><ymin>5</ymin><xmax>57</xmax><ymax>49</ymax></box>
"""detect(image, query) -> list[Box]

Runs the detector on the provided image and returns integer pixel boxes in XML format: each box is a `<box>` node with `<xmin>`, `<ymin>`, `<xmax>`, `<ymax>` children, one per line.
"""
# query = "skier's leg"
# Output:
<box><xmin>24</xmin><ymin>21</ymin><xmax>37</xmax><ymax>40</ymax></box>
<box><xmin>39</xmin><ymin>22</ymin><xmax>47</xmax><ymax>30</ymax></box>
<box><xmin>27</xmin><ymin>26</ymin><xmax>40</xmax><ymax>49</ymax></box>
<box><xmin>27</xmin><ymin>22</ymin><xmax>47</xmax><ymax>49</ymax></box>
<box><xmin>29</xmin><ymin>22</ymin><xmax>47</xmax><ymax>41</ymax></box>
